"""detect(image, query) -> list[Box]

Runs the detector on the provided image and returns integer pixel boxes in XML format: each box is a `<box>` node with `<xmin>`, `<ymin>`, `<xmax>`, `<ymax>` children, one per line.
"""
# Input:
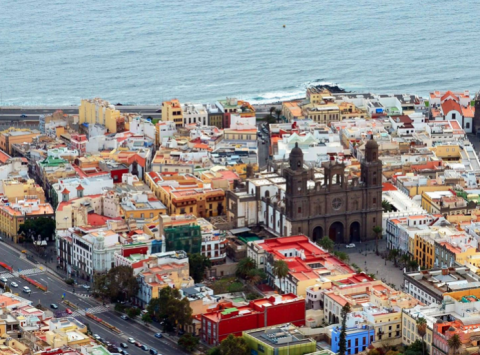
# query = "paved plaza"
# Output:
<box><xmin>338</xmin><ymin>240</ymin><xmax>406</xmax><ymax>290</ymax></box>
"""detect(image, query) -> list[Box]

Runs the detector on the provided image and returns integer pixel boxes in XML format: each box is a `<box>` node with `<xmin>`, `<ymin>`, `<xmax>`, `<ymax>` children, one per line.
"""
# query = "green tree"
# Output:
<box><xmin>404</xmin><ymin>340</ymin><xmax>424</xmax><ymax>355</ymax></box>
<box><xmin>207</xmin><ymin>347</ymin><xmax>221</xmax><ymax>355</ymax></box>
<box><xmin>218</xmin><ymin>334</ymin><xmax>249</xmax><ymax>355</ymax></box>
<box><xmin>236</xmin><ymin>257</ymin><xmax>256</xmax><ymax>279</ymax></box>
<box><xmin>416</xmin><ymin>317</ymin><xmax>427</xmax><ymax>355</ymax></box>
<box><xmin>167</xmin><ymin>297</ymin><xmax>193</xmax><ymax>335</ymax></box>
<box><xmin>269</xmin><ymin>107</ymin><xmax>276</xmax><ymax>116</ymax></box>
<box><xmin>448</xmin><ymin>334</ymin><xmax>462</xmax><ymax>355</ymax></box>
<box><xmin>382</xmin><ymin>200</ymin><xmax>393</xmax><ymax>212</ymax></box>
<box><xmin>126</xmin><ymin>307</ymin><xmax>141</xmax><ymax>318</ymax></box>
<box><xmin>142</xmin><ymin>313</ymin><xmax>153</xmax><ymax>324</ymax></box>
<box><xmin>317</xmin><ymin>236</ymin><xmax>334</xmax><ymax>252</ymax></box>
<box><xmin>273</xmin><ymin>260</ymin><xmax>289</xmax><ymax>292</ymax></box>
<box><xmin>339</xmin><ymin>303</ymin><xmax>351</xmax><ymax>355</ymax></box>
<box><xmin>147</xmin><ymin>286</ymin><xmax>181</xmax><ymax>322</ymax></box>
<box><xmin>401</xmin><ymin>254</ymin><xmax>410</xmax><ymax>267</ymax></box>
<box><xmin>409</xmin><ymin>259</ymin><xmax>419</xmax><ymax>272</ymax></box>
<box><xmin>178</xmin><ymin>333</ymin><xmax>199</xmax><ymax>352</ymax></box>
<box><xmin>388</xmin><ymin>249</ymin><xmax>400</xmax><ymax>267</ymax></box>
<box><xmin>334</xmin><ymin>251</ymin><xmax>350</xmax><ymax>262</ymax></box>
<box><xmin>18</xmin><ymin>217</ymin><xmax>56</xmax><ymax>242</ymax></box>
<box><xmin>188</xmin><ymin>253</ymin><xmax>212</xmax><ymax>283</ymax></box>
<box><xmin>275</xmin><ymin>108</ymin><xmax>282</xmax><ymax>122</ymax></box>
<box><xmin>246</xmin><ymin>269</ymin><xmax>266</xmax><ymax>285</ymax></box>
<box><xmin>372</xmin><ymin>226</ymin><xmax>383</xmax><ymax>255</ymax></box>
<box><xmin>95</xmin><ymin>265</ymin><xmax>139</xmax><ymax>302</ymax></box>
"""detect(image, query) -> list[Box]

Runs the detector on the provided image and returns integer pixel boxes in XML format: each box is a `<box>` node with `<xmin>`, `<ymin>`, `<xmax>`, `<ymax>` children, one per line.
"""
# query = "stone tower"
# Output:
<box><xmin>284</xmin><ymin>143</ymin><xmax>309</xmax><ymax>220</ymax></box>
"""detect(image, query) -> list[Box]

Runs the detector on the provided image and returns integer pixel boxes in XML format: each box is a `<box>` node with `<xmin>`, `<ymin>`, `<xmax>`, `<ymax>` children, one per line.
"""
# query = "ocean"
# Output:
<box><xmin>1</xmin><ymin>0</ymin><xmax>480</xmax><ymax>106</ymax></box>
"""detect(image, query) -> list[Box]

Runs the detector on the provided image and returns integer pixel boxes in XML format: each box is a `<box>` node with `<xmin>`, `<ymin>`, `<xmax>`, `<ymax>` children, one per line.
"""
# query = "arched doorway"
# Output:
<box><xmin>329</xmin><ymin>222</ymin><xmax>344</xmax><ymax>243</ymax></box>
<box><xmin>350</xmin><ymin>221</ymin><xmax>361</xmax><ymax>243</ymax></box>
<box><xmin>312</xmin><ymin>226</ymin><xmax>323</xmax><ymax>242</ymax></box>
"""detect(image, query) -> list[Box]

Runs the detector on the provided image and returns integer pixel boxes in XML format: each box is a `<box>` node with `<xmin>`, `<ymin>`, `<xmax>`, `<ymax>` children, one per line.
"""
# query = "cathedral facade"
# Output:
<box><xmin>283</xmin><ymin>140</ymin><xmax>383</xmax><ymax>243</ymax></box>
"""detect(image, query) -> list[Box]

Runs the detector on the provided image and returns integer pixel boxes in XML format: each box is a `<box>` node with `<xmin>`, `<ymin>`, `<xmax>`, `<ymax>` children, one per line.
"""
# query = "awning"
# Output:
<box><xmin>230</xmin><ymin>227</ymin><xmax>251</xmax><ymax>234</ymax></box>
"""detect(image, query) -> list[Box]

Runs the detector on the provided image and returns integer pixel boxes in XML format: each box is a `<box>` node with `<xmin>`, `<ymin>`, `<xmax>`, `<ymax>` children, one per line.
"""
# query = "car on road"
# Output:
<box><xmin>0</xmin><ymin>277</ymin><xmax>7</xmax><ymax>283</ymax></box>
<box><xmin>140</xmin><ymin>345</ymin><xmax>149</xmax><ymax>351</ymax></box>
<box><xmin>82</xmin><ymin>284</ymin><xmax>91</xmax><ymax>290</ymax></box>
<box><xmin>134</xmin><ymin>342</ymin><xmax>142</xmax><ymax>348</ymax></box>
<box><xmin>122</xmin><ymin>352</ymin><xmax>129</xmax><ymax>355</ymax></box>
<box><xmin>346</xmin><ymin>243</ymin><xmax>356</xmax><ymax>248</ymax></box>
<box><xmin>93</xmin><ymin>334</ymin><xmax>101</xmax><ymax>340</ymax></box>
<box><xmin>22</xmin><ymin>286</ymin><xmax>31</xmax><ymax>294</ymax></box>
<box><xmin>127</xmin><ymin>338</ymin><xmax>135</xmax><ymax>344</ymax></box>
<box><xmin>10</xmin><ymin>282</ymin><xmax>18</xmax><ymax>288</ymax></box>
<box><xmin>120</xmin><ymin>343</ymin><xmax>128</xmax><ymax>348</ymax></box>
<box><xmin>154</xmin><ymin>333</ymin><xmax>162</xmax><ymax>339</ymax></box>
<box><xmin>65</xmin><ymin>308</ymin><xmax>73</xmax><ymax>314</ymax></box>
<box><xmin>120</xmin><ymin>315</ymin><xmax>129</xmax><ymax>320</ymax></box>
<box><xmin>105</xmin><ymin>342</ymin><xmax>112</xmax><ymax>347</ymax></box>
<box><xmin>50</xmin><ymin>304</ymin><xmax>58</xmax><ymax>309</ymax></box>
<box><xmin>20</xmin><ymin>114</ymin><xmax>28</xmax><ymax>118</ymax></box>
<box><xmin>149</xmin><ymin>349</ymin><xmax>157</xmax><ymax>355</ymax></box>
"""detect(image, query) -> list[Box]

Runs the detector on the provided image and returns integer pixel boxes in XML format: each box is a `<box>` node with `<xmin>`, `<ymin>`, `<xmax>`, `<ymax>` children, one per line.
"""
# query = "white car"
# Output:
<box><xmin>93</xmin><ymin>334</ymin><xmax>101</xmax><ymax>340</ymax></box>
<box><xmin>23</xmin><ymin>286</ymin><xmax>31</xmax><ymax>293</ymax></box>
<box><xmin>127</xmin><ymin>338</ymin><xmax>135</xmax><ymax>344</ymax></box>
<box><xmin>10</xmin><ymin>281</ymin><xmax>18</xmax><ymax>288</ymax></box>
<box><xmin>0</xmin><ymin>277</ymin><xmax>7</xmax><ymax>283</ymax></box>
<box><xmin>346</xmin><ymin>243</ymin><xmax>356</xmax><ymax>248</ymax></box>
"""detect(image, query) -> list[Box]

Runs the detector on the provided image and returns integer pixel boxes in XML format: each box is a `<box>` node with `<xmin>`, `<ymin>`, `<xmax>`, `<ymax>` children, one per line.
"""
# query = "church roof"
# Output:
<box><xmin>290</xmin><ymin>142</ymin><xmax>303</xmax><ymax>157</ymax></box>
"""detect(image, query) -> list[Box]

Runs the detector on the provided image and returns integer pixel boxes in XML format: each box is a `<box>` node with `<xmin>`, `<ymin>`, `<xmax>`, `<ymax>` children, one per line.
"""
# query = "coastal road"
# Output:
<box><xmin>0</xmin><ymin>242</ymin><xmax>187</xmax><ymax>355</ymax></box>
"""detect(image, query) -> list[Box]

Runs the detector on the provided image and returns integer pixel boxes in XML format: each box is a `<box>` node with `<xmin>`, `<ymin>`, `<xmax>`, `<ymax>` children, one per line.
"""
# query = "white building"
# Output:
<box><xmin>51</xmin><ymin>175</ymin><xmax>114</xmax><ymax>202</ymax></box>
<box><xmin>197</xmin><ymin>218</ymin><xmax>226</xmax><ymax>264</ymax></box>
<box><xmin>182</xmin><ymin>103</ymin><xmax>208</xmax><ymax>126</ymax></box>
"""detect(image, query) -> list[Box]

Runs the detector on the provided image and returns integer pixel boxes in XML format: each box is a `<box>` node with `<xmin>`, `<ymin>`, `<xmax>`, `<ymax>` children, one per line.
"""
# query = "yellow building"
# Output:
<box><xmin>2</xmin><ymin>178</ymin><xmax>46</xmax><ymax>203</ymax></box>
<box><xmin>0</xmin><ymin>128</ymin><xmax>41</xmax><ymax>155</ymax></box>
<box><xmin>79</xmin><ymin>98</ymin><xmax>122</xmax><ymax>133</ymax></box>
<box><xmin>402</xmin><ymin>308</ymin><xmax>433</xmax><ymax>354</ymax></box>
<box><xmin>0</xmin><ymin>199</ymin><xmax>54</xmax><ymax>242</ymax></box>
<box><xmin>282</xmin><ymin>101</ymin><xmax>304</xmax><ymax>121</ymax></box>
<box><xmin>302</xmin><ymin>88</ymin><xmax>340</xmax><ymax>125</ymax></box>
<box><xmin>223</xmin><ymin>128</ymin><xmax>257</xmax><ymax>141</ymax></box>
<box><xmin>338</xmin><ymin>102</ymin><xmax>368</xmax><ymax>120</ymax></box>
<box><xmin>225</xmin><ymin>163</ymin><xmax>259</xmax><ymax>179</ymax></box>
<box><xmin>431</xmin><ymin>144</ymin><xmax>462</xmax><ymax>161</ymax></box>
<box><xmin>162</xmin><ymin>99</ymin><xmax>184</xmax><ymax>128</ymax></box>
<box><xmin>413</xmin><ymin>232</ymin><xmax>436</xmax><ymax>269</ymax></box>
<box><xmin>421</xmin><ymin>190</ymin><xmax>474</xmax><ymax>215</ymax></box>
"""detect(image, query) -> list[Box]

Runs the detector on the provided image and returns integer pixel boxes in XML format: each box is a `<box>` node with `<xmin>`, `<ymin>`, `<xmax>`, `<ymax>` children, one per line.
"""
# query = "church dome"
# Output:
<box><xmin>366</xmin><ymin>139</ymin><xmax>378</xmax><ymax>150</ymax></box>
<box><xmin>290</xmin><ymin>142</ymin><xmax>303</xmax><ymax>157</ymax></box>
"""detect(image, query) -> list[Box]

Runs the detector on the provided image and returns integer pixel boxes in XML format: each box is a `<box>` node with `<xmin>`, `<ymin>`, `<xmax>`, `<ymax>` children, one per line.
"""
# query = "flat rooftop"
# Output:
<box><xmin>246</xmin><ymin>326</ymin><xmax>314</xmax><ymax>349</ymax></box>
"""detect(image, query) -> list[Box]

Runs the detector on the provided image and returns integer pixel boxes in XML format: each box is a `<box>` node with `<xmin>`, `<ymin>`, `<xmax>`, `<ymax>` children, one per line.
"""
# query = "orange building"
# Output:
<box><xmin>0</xmin><ymin>128</ymin><xmax>41</xmax><ymax>154</ymax></box>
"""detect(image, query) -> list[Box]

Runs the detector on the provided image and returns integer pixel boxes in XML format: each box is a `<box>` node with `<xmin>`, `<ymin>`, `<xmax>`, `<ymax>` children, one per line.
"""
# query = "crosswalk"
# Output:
<box><xmin>73</xmin><ymin>305</ymin><xmax>109</xmax><ymax>316</ymax></box>
<box><xmin>19</xmin><ymin>268</ymin><xmax>44</xmax><ymax>276</ymax></box>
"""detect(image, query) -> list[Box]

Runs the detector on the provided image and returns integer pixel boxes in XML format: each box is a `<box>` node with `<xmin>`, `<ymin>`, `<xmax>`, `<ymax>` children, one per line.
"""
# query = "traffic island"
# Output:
<box><xmin>86</xmin><ymin>313</ymin><xmax>122</xmax><ymax>334</ymax></box>
<box><xmin>19</xmin><ymin>274</ymin><xmax>47</xmax><ymax>291</ymax></box>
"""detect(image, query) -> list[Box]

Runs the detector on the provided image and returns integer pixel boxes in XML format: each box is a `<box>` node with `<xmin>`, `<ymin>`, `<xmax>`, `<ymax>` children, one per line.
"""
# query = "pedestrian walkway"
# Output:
<box><xmin>0</xmin><ymin>271</ymin><xmax>14</xmax><ymax>279</ymax></box>
<box><xmin>19</xmin><ymin>268</ymin><xmax>44</xmax><ymax>276</ymax></box>
<box><xmin>73</xmin><ymin>305</ymin><xmax>109</xmax><ymax>316</ymax></box>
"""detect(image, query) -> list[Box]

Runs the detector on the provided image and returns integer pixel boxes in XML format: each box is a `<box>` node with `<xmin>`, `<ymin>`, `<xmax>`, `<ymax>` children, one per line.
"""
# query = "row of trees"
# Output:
<box><xmin>208</xmin><ymin>334</ymin><xmax>250</xmax><ymax>355</ymax></box>
<box><xmin>18</xmin><ymin>217</ymin><xmax>56</xmax><ymax>243</ymax></box>
<box><xmin>387</xmin><ymin>249</ymin><xmax>420</xmax><ymax>271</ymax></box>
<box><xmin>93</xmin><ymin>265</ymin><xmax>139</xmax><ymax>302</ymax></box>
<box><xmin>236</xmin><ymin>257</ymin><xmax>289</xmax><ymax>290</ymax></box>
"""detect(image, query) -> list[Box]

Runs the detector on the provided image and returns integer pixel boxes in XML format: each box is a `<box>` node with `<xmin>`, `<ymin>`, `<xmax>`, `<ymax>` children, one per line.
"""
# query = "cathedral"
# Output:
<box><xmin>283</xmin><ymin>139</ymin><xmax>383</xmax><ymax>243</ymax></box>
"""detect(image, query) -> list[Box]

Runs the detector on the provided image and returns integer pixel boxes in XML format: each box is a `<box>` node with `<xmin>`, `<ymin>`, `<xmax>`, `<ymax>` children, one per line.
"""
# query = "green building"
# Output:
<box><xmin>243</xmin><ymin>325</ymin><xmax>317</xmax><ymax>355</ymax></box>
<box><xmin>164</xmin><ymin>223</ymin><xmax>202</xmax><ymax>254</ymax></box>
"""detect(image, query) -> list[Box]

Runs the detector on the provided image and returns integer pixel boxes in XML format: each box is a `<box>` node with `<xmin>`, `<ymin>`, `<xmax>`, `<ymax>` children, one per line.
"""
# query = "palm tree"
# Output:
<box><xmin>409</xmin><ymin>259</ymin><xmax>419</xmax><ymax>272</ymax></box>
<box><xmin>372</xmin><ymin>226</ymin><xmax>383</xmax><ymax>255</ymax></box>
<box><xmin>448</xmin><ymin>334</ymin><xmax>461</xmax><ymax>355</ymax></box>
<box><xmin>382</xmin><ymin>200</ymin><xmax>393</xmax><ymax>212</ymax></box>
<box><xmin>416</xmin><ymin>317</ymin><xmax>427</xmax><ymax>355</ymax></box>
<box><xmin>273</xmin><ymin>260</ymin><xmax>289</xmax><ymax>293</ymax></box>
<box><xmin>275</xmin><ymin>109</ymin><xmax>282</xmax><ymax>122</ymax></box>
<box><xmin>401</xmin><ymin>254</ymin><xmax>410</xmax><ymax>267</ymax></box>
<box><xmin>236</xmin><ymin>257</ymin><xmax>256</xmax><ymax>279</ymax></box>
<box><xmin>269</xmin><ymin>106</ymin><xmax>276</xmax><ymax>116</ymax></box>
<box><xmin>388</xmin><ymin>249</ymin><xmax>400</xmax><ymax>267</ymax></box>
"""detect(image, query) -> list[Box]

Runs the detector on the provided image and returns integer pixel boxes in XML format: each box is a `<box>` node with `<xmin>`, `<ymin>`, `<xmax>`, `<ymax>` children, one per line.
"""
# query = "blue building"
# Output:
<box><xmin>331</xmin><ymin>325</ymin><xmax>375</xmax><ymax>355</ymax></box>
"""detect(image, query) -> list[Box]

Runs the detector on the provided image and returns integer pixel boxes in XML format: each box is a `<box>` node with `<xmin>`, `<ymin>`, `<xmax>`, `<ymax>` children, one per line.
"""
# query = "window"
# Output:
<box><xmin>467</xmin><ymin>122</ymin><xmax>471</xmax><ymax>129</ymax></box>
<box><xmin>373</xmin><ymin>197</ymin><xmax>377</xmax><ymax>204</ymax></box>
<box><xmin>298</xmin><ymin>207</ymin><xmax>302</xmax><ymax>214</ymax></box>
<box><xmin>452</xmin><ymin>113</ymin><xmax>456</xmax><ymax>119</ymax></box>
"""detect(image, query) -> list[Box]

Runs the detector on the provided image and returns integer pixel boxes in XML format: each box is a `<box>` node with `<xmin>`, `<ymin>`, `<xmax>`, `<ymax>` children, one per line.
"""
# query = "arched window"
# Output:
<box><xmin>265</xmin><ymin>190</ymin><xmax>270</xmax><ymax>198</ymax></box>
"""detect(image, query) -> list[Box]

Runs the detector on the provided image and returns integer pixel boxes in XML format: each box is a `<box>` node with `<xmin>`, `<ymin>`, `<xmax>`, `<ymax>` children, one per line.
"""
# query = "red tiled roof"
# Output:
<box><xmin>76</xmin><ymin>184</ymin><xmax>85</xmax><ymax>190</ymax></box>
<box><xmin>62</xmin><ymin>188</ymin><xmax>70</xmax><ymax>194</ymax></box>
<box><xmin>0</xmin><ymin>150</ymin><xmax>12</xmax><ymax>164</ymax></box>
<box><xmin>441</xmin><ymin>91</ymin><xmax>459</xmax><ymax>102</ymax></box>
<box><xmin>382</xmin><ymin>183</ymin><xmax>397</xmax><ymax>192</ymax></box>
<box><xmin>87</xmin><ymin>213</ymin><xmax>122</xmax><ymax>226</ymax></box>
<box><xmin>442</xmin><ymin>100</ymin><xmax>462</xmax><ymax>116</ymax></box>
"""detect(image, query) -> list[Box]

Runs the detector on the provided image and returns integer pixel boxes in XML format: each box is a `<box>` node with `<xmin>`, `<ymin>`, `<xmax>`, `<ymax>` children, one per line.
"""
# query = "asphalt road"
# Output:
<box><xmin>0</xmin><ymin>242</ymin><xmax>186</xmax><ymax>355</ymax></box>
<box><xmin>257</xmin><ymin>123</ymin><xmax>270</xmax><ymax>169</ymax></box>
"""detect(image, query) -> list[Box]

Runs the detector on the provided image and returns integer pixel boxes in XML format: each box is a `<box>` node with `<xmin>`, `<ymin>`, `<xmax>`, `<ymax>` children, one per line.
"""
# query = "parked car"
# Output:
<box><xmin>22</xmin><ymin>286</ymin><xmax>31</xmax><ymax>294</ymax></box>
<box><xmin>346</xmin><ymin>243</ymin><xmax>356</xmax><ymax>248</ymax></box>
<box><xmin>127</xmin><ymin>338</ymin><xmax>135</xmax><ymax>344</ymax></box>
<box><xmin>154</xmin><ymin>333</ymin><xmax>162</xmax><ymax>339</ymax></box>
<box><xmin>50</xmin><ymin>304</ymin><xmax>58</xmax><ymax>309</ymax></box>
<box><xmin>93</xmin><ymin>334</ymin><xmax>101</xmax><ymax>340</ymax></box>
<box><xmin>141</xmin><ymin>345</ymin><xmax>149</xmax><ymax>351</ymax></box>
<box><xmin>65</xmin><ymin>308</ymin><xmax>73</xmax><ymax>314</ymax></box>
<box><xmin>149</xmin><ymin>349</ymin><xmax>158</xmax><ymax>355</ymax></box>
<box><xmin>120</xmin><ymin>315</ymin><xmax>129</xmax><ymax>320</ymax></box>
<box><xmin>10</xmin><ymin>282</ymin><xmax>18</xmax><ymax>288</ymax></box>
<box><xmin>134</xmin><ymin>342</ymin><xmax>142</xmax><ymax>348</ymax></box>
<box><xmin>120</xmin><ymin>343</ymin><xmax>128</xmax><ymax>348</ymax></box>
<box><xmin>0</xmin><ymin>277</ymin><xmax>7</xmax><ymax>283</ymax></box>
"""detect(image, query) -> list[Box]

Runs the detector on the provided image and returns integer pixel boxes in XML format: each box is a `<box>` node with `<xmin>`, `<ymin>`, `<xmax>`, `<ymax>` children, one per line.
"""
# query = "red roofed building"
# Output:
<box><xmin>201</xmin><ymin>293</ymin><xmax>305</xmax><ymax>345</ymax></box>
<box><xmin>247</xmin><ymin>235</ymin><xmax>354</xmax><ymax>297</ymax></box>
<box><xmin>430</xmin><ymin>90</ymin><xmax>474</xmax><ymax>133</ymax></box>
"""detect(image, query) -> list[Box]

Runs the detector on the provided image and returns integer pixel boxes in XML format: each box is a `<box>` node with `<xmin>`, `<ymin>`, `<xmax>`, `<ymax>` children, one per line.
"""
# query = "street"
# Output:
<box><xmin>0</xmin><ymin>241</ymin><xmax>187</xmax><ymax>355</ymax></box>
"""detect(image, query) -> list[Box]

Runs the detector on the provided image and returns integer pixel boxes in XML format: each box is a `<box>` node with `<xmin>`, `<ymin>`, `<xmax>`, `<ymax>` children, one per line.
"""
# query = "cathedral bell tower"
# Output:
<box><xmin>284</xmin><ymin>143</ymin><xmax>309</xmax><ymax>220</ymax></box>
<box><xmin>361</xmin><ymin>139</ymin><xmax>382</xmax><ymax>187</ymax></box>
